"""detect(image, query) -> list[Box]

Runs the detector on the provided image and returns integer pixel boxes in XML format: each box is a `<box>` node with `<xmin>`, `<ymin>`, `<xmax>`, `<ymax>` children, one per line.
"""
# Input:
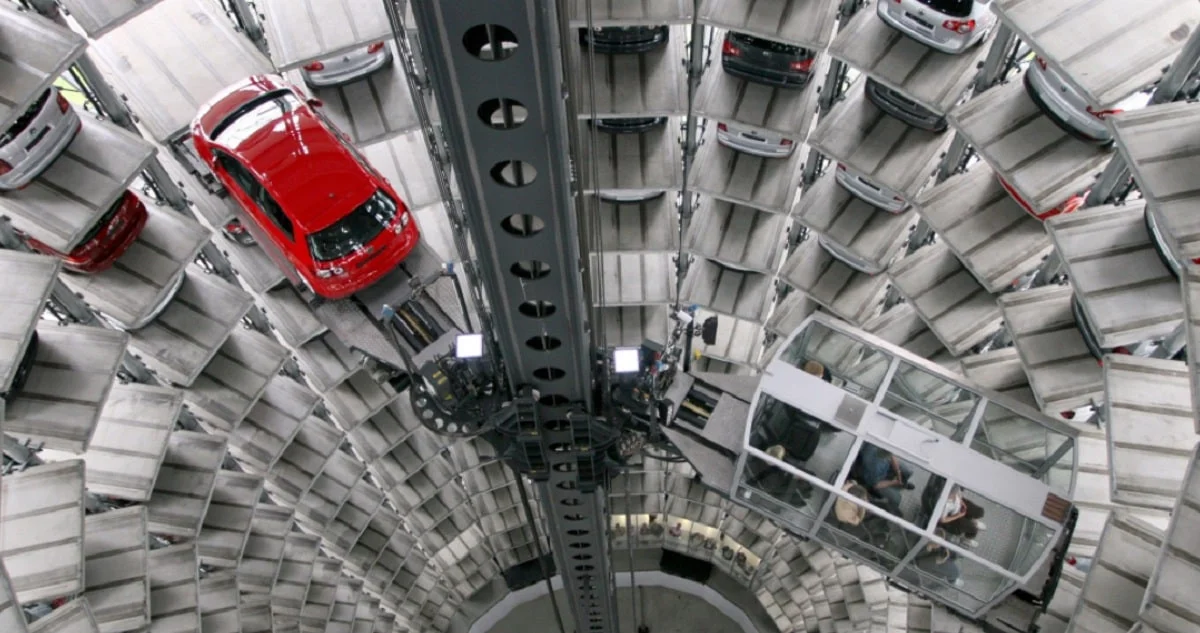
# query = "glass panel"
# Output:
<box><xmin>880</xmin><ymin>360</ymin><xmax>978</xmax><ymax>440</ymax></box>
<box><xmin>897</xmin><ymin>539</ymin><xmax>1013</xmax><ymax>614</ymax></box>
<box><xmin>738</xmin><ymin>453</ymin><xmax>827</xmax><ymax>533</ymax></box>
<box><xmin>970</xmin><ymin>400</ymin><xmax>1074</xmax><ymax>483</ymax></box>
<box><xmin>747</xmin><ymin>394</ymin><xmax>858</xmax><ymax>483</ymax></box>
<box><xmin>848</xmin><ymin>440</ymin><xmax>946</xmax><ymax>527</ymax></box>
<box><xmin>1008</xmin><ymin>517</ymin><xmax>1057</xmax><ymax>578</ymax></box>
<box><xmin>931</xmin><ymin>488</ymin><xmax>1054</xmax><ymax>578</ymax></box>
<box><xmin>780</xmin><ymin>322</ymin><xmax>893</xmax><ymax>401</ymax></box>
<box><xmin>740</xmin><ymin>394</ymin><xmax>860</xmax><ymax>533</ymax></box>
<box><xmin>816</xmin><ymin>489</ymin><xmax>920</xmax><ymax>573</ymax></box>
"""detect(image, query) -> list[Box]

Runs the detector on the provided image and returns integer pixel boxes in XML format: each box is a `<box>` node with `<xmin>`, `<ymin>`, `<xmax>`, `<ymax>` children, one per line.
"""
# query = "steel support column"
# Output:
<box><xmin>1085</xmin><ymin>25</ymin><xmax>1200</xmax><ymax>206</ymax></box>
<box><xmin>674</xmin><ymin>0</ymin><xmax>707</xmax><ymax>298</ymax></box>
<box><xmin>224</xmin><ymin>0</ymin><xmax>269</xmax><ymax>54</ymax></box>
<box><xmin>936</xmin><ymin>24</ymin><xmax>1017</xmax><ymax>181</ymax></box>
<box><xmin>405</xmin><ymin>3</ymin><xmax>618</xmax><ymax>632</ymax></box>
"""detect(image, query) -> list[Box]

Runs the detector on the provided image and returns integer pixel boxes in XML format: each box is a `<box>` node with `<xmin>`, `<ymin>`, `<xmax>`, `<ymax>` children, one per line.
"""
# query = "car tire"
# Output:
<box><xmin>1144</xmin><ymin>209</ymin><xmax>1181</xmax><ymax>279</ymax></box>
<box><xmin>7</xmin><ymin>331</ymin><xmax>39</xmax><ymax>400</ymax></box>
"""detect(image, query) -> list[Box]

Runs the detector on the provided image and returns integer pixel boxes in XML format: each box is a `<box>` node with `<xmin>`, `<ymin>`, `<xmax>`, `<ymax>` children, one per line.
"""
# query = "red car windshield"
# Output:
<box><xmin>307</xmin><ymin>189</ymin><xmax>399</xmax><ymax>262</ymax></box>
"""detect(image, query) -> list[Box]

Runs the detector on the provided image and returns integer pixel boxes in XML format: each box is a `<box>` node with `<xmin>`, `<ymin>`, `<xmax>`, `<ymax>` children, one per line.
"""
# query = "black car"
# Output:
<box><xmin>1144</xmin><ymin>205</ymin><xmax>1183</xmax><ymax>278</ymax></box>
<box><xmin>2</xmin><ymin>331</ymin><xmax>38</xmax><ymax>404</ymax></box>
<box><xmin>864</xmin><ymin>78</ymin><xmax>948</xmax><ymax>132</ymax></box>
<box><xmin>721</xmin><ymin>31</ymin><xmax>815</xmax><ymax>89</ymax></box>
<box><xmin>1071</xmin><ymin>294</ymin><xmax>1132</xmax><ymax>362</ymax></box>
<box><xmin>578</xmin><ymin>26</ymin><xmax>669</xmax><ymax>54</ymax></box>
<box><xmin>592</xmin><ymin>117</ymin><xmax>667</xmax><ymax>134</ymax></box>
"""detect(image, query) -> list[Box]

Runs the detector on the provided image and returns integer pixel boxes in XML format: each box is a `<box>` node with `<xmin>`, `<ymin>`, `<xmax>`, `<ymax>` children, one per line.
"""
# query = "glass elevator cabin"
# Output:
<box><xmin>733</xmin><ymin>313</ymin><xmax>1078</xmax><ymax>618</ymax></box>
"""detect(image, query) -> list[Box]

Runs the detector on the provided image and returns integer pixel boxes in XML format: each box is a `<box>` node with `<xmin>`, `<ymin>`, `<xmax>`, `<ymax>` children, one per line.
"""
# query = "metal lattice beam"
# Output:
<box><xmin>403</xmin><ymin>3</ymin><xmax>618</xmax><ymax>632</ymax></box>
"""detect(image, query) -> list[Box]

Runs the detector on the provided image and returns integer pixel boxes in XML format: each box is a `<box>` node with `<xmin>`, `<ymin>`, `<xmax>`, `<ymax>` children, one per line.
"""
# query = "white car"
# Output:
<box><xmin>301</xmin><ymin>41</ymin><xmax>393</xmax><ymax>87</ymax></box>
<box><xmin>715</xmin><ymin>121</ymin><xmax>796</xmax><ymax>158</ymax></box>
<box><xmin>834</xmin><ymin>163</ymin><xmax>909</xmax><ymax>214</ymax></box>
<box><xmin>1024</xmin><ymin>56</ymin><xmax>1152</xmax><ymax>145</ymax></box>
<box><xmin>818</xmin><ymin>236</ymin><xmax>884</xmax><ymax>275</ymax></box>
<box><xmin>0</xmin><ymin>86</ymin><xmax>81</xmax><ymax>190</ymax></box>
<box><xmin>876</xmin><ymin>0</ymin><xmax>995</xmax><ymax>55</ymax></box>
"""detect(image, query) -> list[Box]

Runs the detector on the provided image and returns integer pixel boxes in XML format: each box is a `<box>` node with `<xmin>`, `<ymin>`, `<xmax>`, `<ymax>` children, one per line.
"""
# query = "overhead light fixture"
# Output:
<box><xmin>612</xmin><ymin>347</ymin><xmax>641</xmax><ymax>373</ymax></box>
<box><xmin>455</xmin><ymin>333</ymin><xmax>484</xmax><ymax>359</ymax></box>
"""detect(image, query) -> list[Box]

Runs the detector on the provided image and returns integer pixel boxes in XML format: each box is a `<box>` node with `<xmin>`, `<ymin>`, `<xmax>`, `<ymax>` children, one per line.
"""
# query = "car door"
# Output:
<box><xmin>213</xmin><ymin>151</ymin><xmax>308</xmax><ymax>285</ymax></box>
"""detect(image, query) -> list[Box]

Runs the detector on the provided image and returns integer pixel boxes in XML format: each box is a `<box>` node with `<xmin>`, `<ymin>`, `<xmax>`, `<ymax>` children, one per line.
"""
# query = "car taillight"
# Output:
<box><xmin>1113</xmin><ymin>346</ymin><xmax>1132</xmax><ymax>355</ymax></box>
<box><xmin>722</xmin><ymin>40</ymin><xmax>740</xmax><ymax>56</ymax></box>
<box><xmin>0</xmin><ymin>160</ymin><xmax>10</xmax><ymax>176</ymax></box>
<box><xmin>1086</xmin><ymin>105</ymin><xmax>1124</xmax><ymax>120</ymax></box>
<box><xmin>837</xmin><ymin>163</ymin><xmax>847</xmax><ymax>171</ymax></box>
<box><xmin>942</xmin><ymin>19</ymin><xmax>976</xmax><ymax>34</ymax></box>
<box><xmin>315</xmin><ymin>264</ymin><xmax>346</xmax><ymax>278</ymax></box>
<box><xmin>56</xmin><ymin>91</ymin><xmax>70</xmax><ymax>113</ymax></box>
<box><xmin>1192</xmin><ymin>257</ymin><xmax>1200</xmax><ymax>265</ymax></box>
<box><xmin>1060</xmin><ymin>194</ymin><xmax>1086</xmax><ymax>215</ymax></box>
<box><xmin>780</xmin><ymin>138</ymin><xmax>794</xmax><ymax>146</ymax></box>
<box><xmin>790</xmin><ymin>58</ymin><xmax>813</xmax><ymax>72</ymax></box>
<box><xmin>717</xmin><ymin>122</ymin><xmax>728</xmax><ymax>132</ymax></box>
<box><xmin>367</xmin><ymin>41</ymin><xmax>386</xmax><ymax>54</ymax></box>
<box><xmin>304</xmin><ymin>61</ymin><xmax>325</xmax><ymax>71</ymax></box>
<box><xmin>1060</xmin><ymin>410</ymin><xmax>1075</xmax><ymax>420</ymax></box>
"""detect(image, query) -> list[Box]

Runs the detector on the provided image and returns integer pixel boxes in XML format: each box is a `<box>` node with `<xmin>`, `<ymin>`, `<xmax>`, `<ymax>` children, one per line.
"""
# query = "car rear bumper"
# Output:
<box><xmin>834</xmin><ymin>168</ymin><xmax>908</xmax><ymax>213</ymax></box>
<box><xmin>1022</xmin><ymin>68</ymin><xmax>1112</xmax><ymax>144</ymax></box>
<box><xmin>818</xmin><ymin>236</ymin><xmax>884</xmax><ymax>275</ymax></box>
<box><xmin>716</xmin><ymin>129</ymin><xmax>795</xmax><ymax>158</ymax></box>
<box><xmin>303</xmin><ymin>49</ymin><xmax>393</xmax><ymax>87</ymax></box>
<box><xmin>598</xmin><ymin>190</ymin><xmax>667</xmax><ymax>203</ymax></box>
<box><xmin>583</xmin><ymin>28</ymin><xmax>669</xmax><ymax>54</ymax></box>
<box><xmin>308</xmin><ymin>224</ymin><xmax>422</xmax><ymax>300</ymax></box>
<box><xmin>68</xmin><ymin>200</ymin><xmax>149</xmax><ymax>274</ymax></box>
<box><xmin>103</xmin><ymin>266</ymin><xmax>187</xmax><ymax>331</ymax></box>
<box><xmin>875</xmin><ymin>6</ymin><xmax>977</xmax><ymax>55</ymax></box>
<box><xmin>864</xmin><ymin>80</ymin><xmax>948</xmax><ymax>131</ymax></box>
<box><xmin>0</xmin><ymin>108</ymin><xmax>81</xmax><ymax>190</ymax></box>
<box><xmin>593</xmin><ymin>118</ymin><xmax>667</xmax><ymax>134</ymax></box>
<box><xmin>721</xmin><ymin>58</ymin><xmax>809</xmax><ymax>89</ymax></box>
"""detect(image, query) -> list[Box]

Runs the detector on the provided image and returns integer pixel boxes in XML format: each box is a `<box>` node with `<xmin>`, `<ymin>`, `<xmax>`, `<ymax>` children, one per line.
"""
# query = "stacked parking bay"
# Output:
<box><xmin>7</xmin><ymin>0</ymin><xmax>1200</xmax><ymax>632</ymax></box>
<box><xmin>686</xmin><ymin>7</ymin><xmax>831</xmax><ymax>371</ymax></box>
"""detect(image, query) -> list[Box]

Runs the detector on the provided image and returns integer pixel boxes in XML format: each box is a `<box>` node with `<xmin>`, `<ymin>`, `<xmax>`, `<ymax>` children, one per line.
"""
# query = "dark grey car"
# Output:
<box><xmin>864</xmin><ymin>78</ymin><xmax>948</xmax><ymax>131</ymax></box>
<box><xmin>592</xmin><ymin>117</ymin><xmax>668</xmax><ymax>134</ymax></box>
<box><xmin>721</xmin><ymin>32</ymin><xmax>815</xmax><ymax>89</ymax></box>
<box><xmin>579</xmin><ymin>26</ymin><xmax>670</xmax><ymax>54</ymax></box>
<box><xmin>1071</xmin><ymin>294</ymin><xmax>1133</xmax><ymax>361</ymax></box>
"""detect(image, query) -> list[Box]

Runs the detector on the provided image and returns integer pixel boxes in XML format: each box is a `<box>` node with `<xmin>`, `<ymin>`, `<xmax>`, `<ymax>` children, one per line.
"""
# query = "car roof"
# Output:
<box><xmin>199</xmin><ymin>75</ymin><xmax>377</xmax><ymax>232</ymax></box>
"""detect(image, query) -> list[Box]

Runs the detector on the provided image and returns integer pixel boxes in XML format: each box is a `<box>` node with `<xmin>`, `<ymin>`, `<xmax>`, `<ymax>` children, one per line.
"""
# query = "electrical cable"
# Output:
<box><xmin>580</xmin><ymin>0</ymin><xmax>612</xmax><ymax>443</ymax></box>
<box><xmin>514</xmin><ymin>467</ymin><xmax>569</xmax><ymax>633</ymax></box>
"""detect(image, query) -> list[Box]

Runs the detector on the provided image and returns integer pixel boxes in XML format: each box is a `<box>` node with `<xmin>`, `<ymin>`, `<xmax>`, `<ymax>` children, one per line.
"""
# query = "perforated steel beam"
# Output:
<box><xmin>403</xmin><ymin>2</ymin><xmax>617</xmax><ymax>632</ymax></box>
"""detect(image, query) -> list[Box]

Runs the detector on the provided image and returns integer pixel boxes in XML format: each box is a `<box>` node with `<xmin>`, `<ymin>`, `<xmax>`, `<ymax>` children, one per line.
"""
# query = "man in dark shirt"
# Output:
<box><xmin>857</xmin><ymin>443</ymin><xmax>914</xmax><ymax>515</ymax></box>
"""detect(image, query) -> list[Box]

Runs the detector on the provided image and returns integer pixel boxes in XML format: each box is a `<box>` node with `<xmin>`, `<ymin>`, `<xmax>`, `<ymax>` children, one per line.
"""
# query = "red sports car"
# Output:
<box><xmin>998</xmin><ymin>176</ymin><xmax>1086</xmax><ymax>222</ymax></box>
<box><xmin>25</xmin><ymin>189</ymin><xmax>148</xmax><ymax>273</ymax></box>
<box><xmin>192</xmin><ymin>75</ymin><xmax>418</xmax><ymax>299</ymax></box>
